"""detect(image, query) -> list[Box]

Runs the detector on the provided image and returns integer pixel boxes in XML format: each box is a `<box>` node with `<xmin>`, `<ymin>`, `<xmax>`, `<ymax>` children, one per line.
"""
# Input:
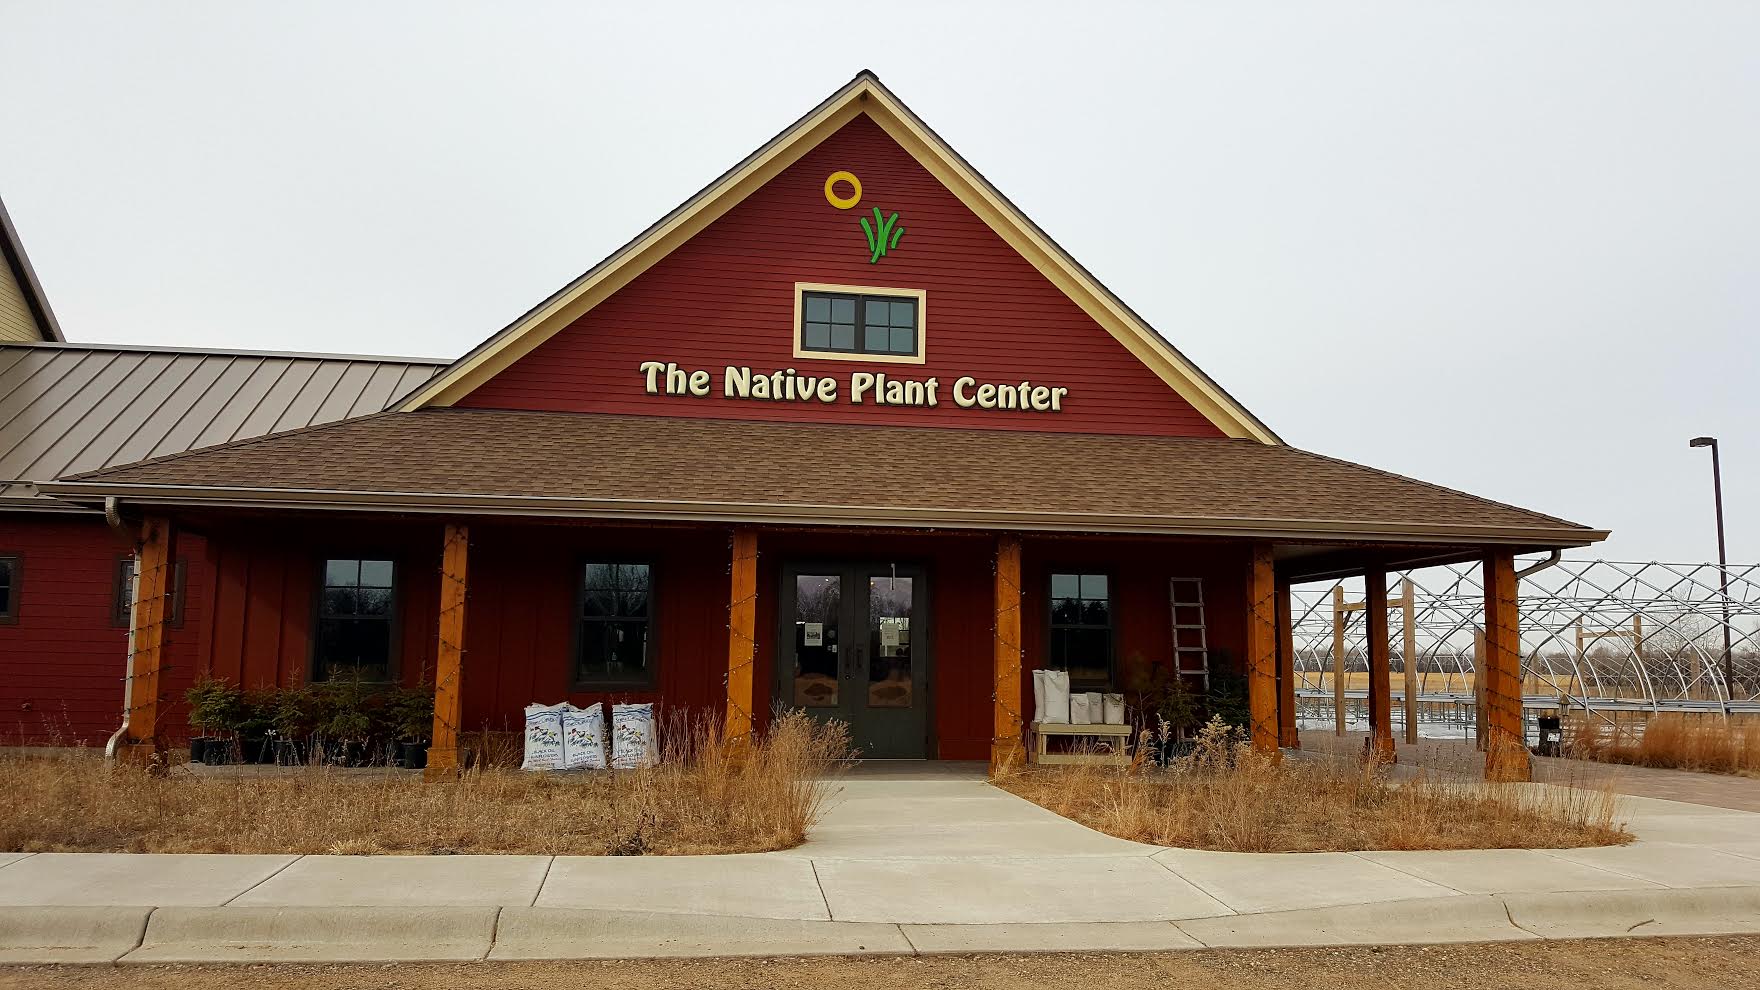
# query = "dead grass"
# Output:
<box><xmin>0</xmin><ymin>711</ymin><xmax>850</xmax><ymax>855</ymax></box>
<box><xmin>1568</xmin><ymin>713</ymin><xmax>1760</xmax><ymax>777</ymax></box>
<box><xmin>998</xmin><ymin>720</ymin><xmax>1628</xmax><ymax>852</ymax></box>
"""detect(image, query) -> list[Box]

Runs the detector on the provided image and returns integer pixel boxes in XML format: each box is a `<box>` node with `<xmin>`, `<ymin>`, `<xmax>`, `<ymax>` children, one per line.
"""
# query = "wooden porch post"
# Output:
<box><xmin>425</xmin><ymin>522</ymin><xmax>468</xmax><ymax>781</ymax></box>
<box><xmin>990</xmin><ymin>534</ymin><xmax>1023</xmax><ymax>775</ymax></box>
<box><xmin>1401</xmin><ymin>577</ymin><xmax>1420</xmax><ymax>745</ymax></box>
<box><xmin>121</xmin><ymin>515</ymin><xmax>176</xmax><ymax>767</ymax></box>
<box><xmin>1245</xmin><ymin>543</ymin><xmax>1279</xmax><ymax>753</ymax></box>
<box><xmin>1276</xmin><ymin>574</ymin><xmax>1300</xmax><ymax>748</ymax></box>
<box><xmin>725</xmin><ymin>528</ymin><xmax>759</xmax><ymax>746</ymax></box>
<box><xmin>1364</xmin><ymin>566</ymin><xmax>1395</xmax><ymax>761</ymax></box>
<box><xmin>1482</xmin><ymin>551</ymin><xmax>1531</xmax><ymax>780</ymax></box>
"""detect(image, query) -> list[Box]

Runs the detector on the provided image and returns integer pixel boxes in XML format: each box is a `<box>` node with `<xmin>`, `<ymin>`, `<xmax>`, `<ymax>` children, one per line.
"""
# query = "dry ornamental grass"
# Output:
<box><xmin>0</xmin><ymin>711</ymin><xmax>850</xmax><ymax>856</ymax></box>
<box><xmin>998</xmin><ymin>719</ymin><xmax>1629</xmax><ymax>852</ymax></box>
<box><xmin>1568</xmin><ymin>713</ymin><xmax>1760</xmax><ymax>777</ymax></box>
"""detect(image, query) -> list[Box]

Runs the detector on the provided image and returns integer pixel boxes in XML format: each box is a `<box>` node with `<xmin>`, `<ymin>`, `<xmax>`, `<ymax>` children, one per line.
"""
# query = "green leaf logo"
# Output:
<box><xmin>859</xmin><ymin>207</ymin><xmax>905</xmax><ymax>264</ymax></box>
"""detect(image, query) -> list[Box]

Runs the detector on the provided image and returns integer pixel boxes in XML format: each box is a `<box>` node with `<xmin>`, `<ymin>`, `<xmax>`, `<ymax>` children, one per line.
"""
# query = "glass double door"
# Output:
<box><xmin>780</xmin><ymin>562</ymin><xmax>928</xmax><ymax>759</ymax></box>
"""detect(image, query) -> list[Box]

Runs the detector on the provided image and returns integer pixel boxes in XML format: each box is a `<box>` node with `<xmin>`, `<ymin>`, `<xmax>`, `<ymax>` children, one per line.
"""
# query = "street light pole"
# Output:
<box><xmin>1689</xmin><ymin>437</ymin><xmax>1732</xmax><ymax>698</ymax></box>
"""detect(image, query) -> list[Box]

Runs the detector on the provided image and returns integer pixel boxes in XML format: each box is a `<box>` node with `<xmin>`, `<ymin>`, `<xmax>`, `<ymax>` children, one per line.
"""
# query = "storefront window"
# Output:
<box><xmin>1050</xmin><ymin>572</ymin><xmax>1112</xmax><ymax>688</ymax></box>
<box><xmin>577</xmin><ymin>562</ymin><xmax>652</xmax><ymax>686</ymax></box>
<box><xmin>315</xmin><ymin>558</ymin><xmax>395</xmax><ymax>681</ymax></box>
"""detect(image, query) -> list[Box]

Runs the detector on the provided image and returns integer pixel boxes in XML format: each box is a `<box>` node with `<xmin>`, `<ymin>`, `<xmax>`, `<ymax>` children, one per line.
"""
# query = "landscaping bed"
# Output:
<box><xmin>998</xmin><ymin>719</ymin><xmax>1630</xmax><ymax>852</ymax></box>
<box><xmin>0</xmin><ymin>712</ymin><xmax>848</xmax><ymax>856</ymax></box>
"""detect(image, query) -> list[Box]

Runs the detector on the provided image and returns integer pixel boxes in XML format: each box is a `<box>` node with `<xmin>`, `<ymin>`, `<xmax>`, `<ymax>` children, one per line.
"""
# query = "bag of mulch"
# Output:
<box><xmin>1032</xmin><ymin>670</ymin><xmax>1048</xmax><ymax>724</ymax></box>
<box><xmin>1040</xmin><ymin>670</ymin><xmax>1070</xmax><ymax>724</ymax></box>
<box><xmin>611</xmin><ymin>702</ymin><xmax>659</xmax><ymax>770</ymax></box>
<box><xmin>520</xmin><ymin>702</ymin><xmax>567</xmax><ymax>772</ymax></box>
<box><xmin>561</xmin><ymin>702</ymin><xmax>607</xmax><ymax>771</ymax></box>
<box><xmin>1069</xmin><ymin>692</ymin><xmax>1093</xmax><ymax>725</ymax></box>
<box><xmin>1103</xmin><ymin>693</ymin><xmax>1126</xmax><ymax>725</ymax></box>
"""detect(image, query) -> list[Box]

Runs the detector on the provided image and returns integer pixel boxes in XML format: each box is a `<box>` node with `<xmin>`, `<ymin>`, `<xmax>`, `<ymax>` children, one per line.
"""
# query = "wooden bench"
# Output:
<box><xmin>1030</xmin><ymin>721</ymin><xmax>1132</xmax><ymax>766</ymax></box>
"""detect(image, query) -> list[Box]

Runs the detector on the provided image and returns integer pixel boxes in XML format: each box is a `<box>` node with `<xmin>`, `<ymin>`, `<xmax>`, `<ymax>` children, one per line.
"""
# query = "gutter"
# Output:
<box><xmin>103</xmin><ymin>497</ymin><xmax>137</xmax><ymax>763</ymax></box>
<box><xmin>38</xmin><ymin>480</ymin><xmax>1611</xmax><ymax>548</ymax></box>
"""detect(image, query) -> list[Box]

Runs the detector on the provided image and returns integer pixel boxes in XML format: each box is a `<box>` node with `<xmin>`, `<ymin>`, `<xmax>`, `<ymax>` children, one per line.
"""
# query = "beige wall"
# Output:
<box><xmin>0</xmin><ymin>261</ymin><xmax>45</xmax><ymax>341</ymax></box>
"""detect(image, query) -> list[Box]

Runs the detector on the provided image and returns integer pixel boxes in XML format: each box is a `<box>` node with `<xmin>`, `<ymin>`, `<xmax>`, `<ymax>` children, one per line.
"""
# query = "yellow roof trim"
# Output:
<box><xmin>399</xmin><ymin>74</ymin><xmax>1280</xmax><ymax>443</ymax></box>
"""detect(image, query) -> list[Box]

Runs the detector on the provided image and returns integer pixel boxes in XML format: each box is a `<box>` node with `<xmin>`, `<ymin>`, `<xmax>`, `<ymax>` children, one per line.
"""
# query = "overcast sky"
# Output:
<box><xmin>2</xmin><ymin>2</ymin><xmax>1753</xmax><ymax>565</ymax></box>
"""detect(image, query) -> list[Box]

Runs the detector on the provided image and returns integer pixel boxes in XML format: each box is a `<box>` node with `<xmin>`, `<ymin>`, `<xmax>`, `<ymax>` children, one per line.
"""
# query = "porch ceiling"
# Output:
<box><xmin>43</xmin><ymin>409</ymin><xmax>1606</xmax><ymax>549</ymax></box>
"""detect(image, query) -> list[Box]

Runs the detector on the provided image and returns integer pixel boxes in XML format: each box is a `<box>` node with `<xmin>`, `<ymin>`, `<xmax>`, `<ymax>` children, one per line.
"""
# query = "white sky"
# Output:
<box><xmin>2</xmin><ymin>2</ymin><xmax>1754</xmax><ymax>564</ymax></box>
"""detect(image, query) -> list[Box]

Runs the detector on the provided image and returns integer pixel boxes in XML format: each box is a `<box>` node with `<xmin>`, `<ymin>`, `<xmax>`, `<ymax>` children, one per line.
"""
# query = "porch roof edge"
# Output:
<box><xmin>39</xmin><ymin>480</ymin><xmax>1611</xmax><ymax>549</ymax></box>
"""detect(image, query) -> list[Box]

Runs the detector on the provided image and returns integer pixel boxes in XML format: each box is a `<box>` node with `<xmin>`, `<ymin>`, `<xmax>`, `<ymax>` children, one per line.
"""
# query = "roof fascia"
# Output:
<box><xmin>0</xmin><ymin>196</ymin><xmax>64</xmax><ymax>342</ymax></box>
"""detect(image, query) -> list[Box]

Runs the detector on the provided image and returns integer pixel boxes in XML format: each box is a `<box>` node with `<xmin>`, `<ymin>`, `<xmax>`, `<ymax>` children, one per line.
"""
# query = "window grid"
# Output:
<box><xmin>1049</xmin><ymin>572</ymin><xmax>1114</xmax><ymax>689</ymax></box>
<box><xmin>577</xmin><ymin>562</ymin><xmax>654</xmax><ymax>687</ymax></box>
<box><xmin>800</xmin><ymin>290</ymin><xmax>918</xmax><ymax>357</ymax></box>
<box><xmin>315</xmin><ymin>558</ymin><xmax>396</xmax><ymax>681</ymax></box>
<box><xmin>0</xmin><ymin>555</ymin><xmax>16</xmax><ymax>624</ymax></box>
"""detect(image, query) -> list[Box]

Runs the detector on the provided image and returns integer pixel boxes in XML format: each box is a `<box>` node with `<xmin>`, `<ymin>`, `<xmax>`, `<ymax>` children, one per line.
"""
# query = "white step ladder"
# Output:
<box><xmin>1170</xmin><ymin>577</ymin><xmax>1210</xmax><ymax>690</ymax></box>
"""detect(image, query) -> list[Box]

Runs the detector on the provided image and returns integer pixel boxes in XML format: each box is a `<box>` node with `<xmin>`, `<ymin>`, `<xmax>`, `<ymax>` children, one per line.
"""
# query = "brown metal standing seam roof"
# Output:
<box><xmin>47</xmin><ymin>408</ymin><xmax>1607</xmax><ymax>547</ymax></box>
<box><xmin>0</xmin><ymin>343</ymin><xmax>447</xmax><ymax>507</ymax></box>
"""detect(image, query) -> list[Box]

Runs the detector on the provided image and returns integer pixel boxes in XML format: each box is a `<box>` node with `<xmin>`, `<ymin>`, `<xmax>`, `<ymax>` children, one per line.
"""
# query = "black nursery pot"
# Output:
<box><xmin>272</xmin><ymin>737</ymin><xmax>308</xmax><ymax>767</ymax></box>
<box><xmin>397</xmin><ymin>741</ymin><xmax>429</xmax><ymax>770</ymax></box>
<box><xmin>189</xmin><ymin>736</ymin><xmax>214</xmax><ymax>764</ymax></box>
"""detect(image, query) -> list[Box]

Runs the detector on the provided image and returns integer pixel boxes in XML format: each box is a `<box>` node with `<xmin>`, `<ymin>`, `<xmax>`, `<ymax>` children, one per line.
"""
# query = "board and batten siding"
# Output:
<box><xmin>458</xmin><ymin>115</ymin><xmax>1228</xmax><ymax>438</ymax></box>
<box><xmin>0</xmin><ymin>262</ymin><xmax>44</xmax><ymax>341</ymax></box>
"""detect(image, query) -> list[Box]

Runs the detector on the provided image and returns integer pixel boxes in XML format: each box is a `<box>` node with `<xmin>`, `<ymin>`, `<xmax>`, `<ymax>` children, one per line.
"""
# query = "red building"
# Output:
<box><xmin>38</xmin><ymin>74</ymin><xmax>1606</xmax><ymax>775</ymax></box>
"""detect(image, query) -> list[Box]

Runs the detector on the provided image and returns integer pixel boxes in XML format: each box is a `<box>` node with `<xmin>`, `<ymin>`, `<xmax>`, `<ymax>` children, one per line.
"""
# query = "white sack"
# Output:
<box><xmin>520</xmin><ymin>703</ymin><xmax>567</xmax><ymax>772</ymax></box>
<box><xmin>561</xmin><ymin>702</ymin><xmax>607</xmax><ymax>771</ymax></box>
<box><xmin>1084</xmin><ymin>692</ymin><xmax>1103</xmax><ymax>724</ymax></box>
<box><xmin>1032</xmin><ymin>670</ymin><xmax>1048</xmax><ymax>724</ymax></box>
<box><xmin>1040</xmin><ymin>670</ymin><xmax>1070</xmax><ymax>724</ymax></box>
<box><xmin>611</xmin><ymin>702</ymin><xmax>659</xmax><ymax>770</ymax></box>
<box><xmin>1103</xmin><ymin>693</ymin><xmax>1126</xmax><ymax>725</ymax></box>
<box><xmin>1069</xmin><ymin>693</ymin><xmax>1093</xmax><ymax>725</ymax></box>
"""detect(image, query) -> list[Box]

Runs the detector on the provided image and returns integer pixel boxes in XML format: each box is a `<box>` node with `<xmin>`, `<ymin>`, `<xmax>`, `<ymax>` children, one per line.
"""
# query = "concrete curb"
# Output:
<box><xmin>1502</xmin><ymin>887</ymin><xmax>1760</xmax><ymax>940</ymax></box>
<box><xmin>0</xmin><ymin>906</ymin><xmax>152</xmax><ymax>964</ymax></box>
<box><xmin>125</xmin><ymin>906</ymin><xmax>499</xmax><ymax>963</ymax></box>
<box><xmin>491</xmin><ymin>907</ymin><xmax>912</xmax><ymax>960</ymax></box>
<box><xmin>1174</xmin><ymin>895</ymin><xmax>1537</xmax><ymax>948</ymax></box>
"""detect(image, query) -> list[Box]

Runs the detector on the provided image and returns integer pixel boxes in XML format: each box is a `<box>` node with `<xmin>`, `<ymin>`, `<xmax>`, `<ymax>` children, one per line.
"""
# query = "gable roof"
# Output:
<box><xmin>0</xmin><ymin>341</ymin><xmax>447</xmax><ymax>511</ymax></box>
<box><xmin>46</xmin><ymin>409</ymin><xmax>1606</xmax><ymax>553</ymax></box>
<box><xmin>0</xmin><ymin>195</ymin><xmax>63</xmax><ymax>343</ymax></box>
<box><xmin>394</xmin><ymin>72</ymin><xmax>1280</xmax><ymax>444</ymax></box>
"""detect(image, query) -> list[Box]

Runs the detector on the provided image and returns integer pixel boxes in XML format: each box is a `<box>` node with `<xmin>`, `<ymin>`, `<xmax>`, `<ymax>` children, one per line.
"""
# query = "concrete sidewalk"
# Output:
<box><xmin>5</xmin><ymin>763</ymin><xmax>1760</xmax><ymax>962</ymax></box>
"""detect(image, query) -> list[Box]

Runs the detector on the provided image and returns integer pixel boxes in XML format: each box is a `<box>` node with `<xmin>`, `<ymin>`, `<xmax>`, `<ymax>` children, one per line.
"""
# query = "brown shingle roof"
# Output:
<box><xmin>47</xmin><ymin>409</ymin><xmax>1605</xmax><ymax>546</ymax></box>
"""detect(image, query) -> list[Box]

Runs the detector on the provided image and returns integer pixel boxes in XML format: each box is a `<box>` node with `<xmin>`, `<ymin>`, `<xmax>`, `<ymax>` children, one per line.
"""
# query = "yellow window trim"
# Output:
<box><xmin>792</xmin><ymin>282</ymin><xmax>927</xmax><ymax>366</ymax></box>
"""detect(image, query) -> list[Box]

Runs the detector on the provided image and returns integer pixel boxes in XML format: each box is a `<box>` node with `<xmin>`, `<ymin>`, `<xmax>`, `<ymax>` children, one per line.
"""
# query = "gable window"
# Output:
<box><xmin>794</xmin><ymin>284</ymin><xmax>926</xmax><ymax>363</ymax></box>
<box><xmin>111</xmin><ymin>557</ymin><xmax>188</xmax><ymax>629</ymax></box>
<box><xmin>1049</xmin><ymin>572</ymin><xmax>1113</xmax><ymax>689</ymax></box>
<box><xmin>577</xmin><ymin>562</ymin><xmax>653</xmax><ymax>687</ymax></box>
<box><xmin>315</xmin><ymin>558</ymin><xmax>396</xmax><ymax>681</ymax></box>
<box><xmin>0</xmin><ymin>556</ymin><xmax>17</xmax><ymax>624</ymax></box>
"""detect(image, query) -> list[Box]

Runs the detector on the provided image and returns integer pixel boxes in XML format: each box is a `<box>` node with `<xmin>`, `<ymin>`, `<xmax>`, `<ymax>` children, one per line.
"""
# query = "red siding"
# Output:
<box><xmin>459</xmin><ymin>115</ymin><xmax>1226</xmax><ymax>439</ymax></box>
<box><xmin>0</xmin><ymin>516</ymin><xmax>208</xmax><ymax>746</ymax></box>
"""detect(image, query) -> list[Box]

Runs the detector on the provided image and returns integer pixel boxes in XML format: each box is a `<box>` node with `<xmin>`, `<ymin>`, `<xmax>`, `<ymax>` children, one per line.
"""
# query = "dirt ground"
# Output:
<box><xmin>4</xmin><ymin>936</ymin><xmax>1759</xmax><ymax>990</ymax></box>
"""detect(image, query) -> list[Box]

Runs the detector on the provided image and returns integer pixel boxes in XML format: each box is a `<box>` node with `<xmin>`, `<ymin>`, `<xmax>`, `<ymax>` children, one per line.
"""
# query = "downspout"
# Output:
<box><xmin>1515</xmin><ymin>549</ymin><xmax>1562</xmax><ymax>580</ymax></box>
<box><xmin>104</xmin><ymin>497</ymin><xmax>138</xmax><ymax>762</ymax></box>
<box><xmin>1513</xmin><ymin>549</ymin><xmax>1564</xmax><ymax>721</ymax></box>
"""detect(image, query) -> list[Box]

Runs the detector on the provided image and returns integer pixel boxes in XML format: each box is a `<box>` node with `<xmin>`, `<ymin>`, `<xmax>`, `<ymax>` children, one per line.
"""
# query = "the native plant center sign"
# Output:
<box><xmin>639</xmin><ymin>361</ymin><xmax>1070</xmax><ymax>413</ymax></box>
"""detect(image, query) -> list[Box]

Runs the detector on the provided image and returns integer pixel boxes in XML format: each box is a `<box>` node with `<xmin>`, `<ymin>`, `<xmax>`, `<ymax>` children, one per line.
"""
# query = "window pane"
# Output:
<box><xmin>357</xmin><ymin>587</ymin><xmax>393</xmax><ymax>617</ymax></box>
<box><xmin>618</xmin><ymin>564</ymin><xmax>650</xmax><ymax>591</ymax></box>
<box><xmin>360</xmin><ymin>560</ymin><xmax>394</xmax><ymax>588</ymax></box>
<box><xmin>890</xmin><ymin>327</ymin><xmax>914</xmax><ymax>354</ymax></box>
<box><xmin>1051</xmin><ymin>574</ymin><xmax>1080</xmax><ymax>600</ymax></box>
<box><xmin>830</xmin><ymin>297</ymin><xmax>855</xmax><ymax>323</ymax></box>
<box><xmin>618</xmin><ymin>590</ymin><xmax>648</xmax><ymax>617</ymax></box>
<box><xmin>609</xmin><ymin>620</ymin><xmax>648</xmax><ymax>673</ymax></box>
<box><xmin>864</xmin><ymin>299</ymin><xmax>889</xmax><ymax>326</ymax></box>
<box><xmin>0</xmin><ymin>560</ymin><xmax>11</xmax><ymax>615</ymax></box>
<box><xmin>583</xmin><ymin>563</ymin><xmax>614</xmax><ymax>589</ymax></box>
<box><xmin>1051</xmin><ymin>597</ymin><xmax>1080</xmax><ymax>625</ymax></box>
<box><xmin>804</xmin><ymin>295</ymin><xmax>830</xmax><ymax>322</ymax></box>
<box><xmin>1079</xmin><ymin>574</ymin><xmax>1108</xmax><ymax>599</ymax></box>
<box><xmin>322</xmin><ymin>586</ymin><xmax>357</xmax><ymax>617</ymax></box>
<box><xmin>831</xmin><ymin>325</ymin><xmax>855</xmax><ymax>350</ymax></box>
<box><xmin>1081</xmin><ymin>598</ymin><xmax>1110</xmax><ymax>625</ymax></box>
<box><xmin>324</xmin><ymin>559</ymin><xmax>359</xmax><ymax>587</ymax></box>
<box><xmin>864</xmin><ymin>325</ymin><xmax>889</xmax><ymax>352</ymax></box>
<box><xmin>890</xmin><ymin>300</ymin><xmax>915</xmax><ymax>327</ymax></box>
<box><xmin>804</xmin><ymin>323</ymin><xmax>830</xmax><ymax>350</ymax></box>
<box><xmin>582</xmin><ymin>586</ymin><xmax>615</xmax><ymax>618</ymax></box>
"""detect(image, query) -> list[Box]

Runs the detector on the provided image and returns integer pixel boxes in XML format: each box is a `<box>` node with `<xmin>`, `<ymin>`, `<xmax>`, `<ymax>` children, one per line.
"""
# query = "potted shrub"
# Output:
<box><xmin>315</xmin><ymin>675</ymin><xmax>375</xmax><ymax>766</ymax></box>
<box><xmin>185</xmin><ymin>679</ymin><xmax>243</xmax><ymax>765</ymax></box>
<box><xmin>1122</xmin><ymin>653</ymin><xmax>1202</xmax><ymax>765</ymax></box>
<box><xmin>238</xmin><ymin>688</ymin><xmax>279</xmax><ymax>764</ymax></box>
<box><xmin>389</xmin><ymin>685</ymin><xmax>434</xmax><ymax>769</ymax></box>
<box><xmin>269</xmin><ymin>684</ymin><xmax>317</xmax><ymax>765</ymax></box>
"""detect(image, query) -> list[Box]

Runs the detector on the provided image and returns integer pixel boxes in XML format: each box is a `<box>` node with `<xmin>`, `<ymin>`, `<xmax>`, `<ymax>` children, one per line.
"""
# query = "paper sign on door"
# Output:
<box><xmin>804</xmin><ymin>622</ymin><xmax>824</xmax><ymax>647</ymax></box>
